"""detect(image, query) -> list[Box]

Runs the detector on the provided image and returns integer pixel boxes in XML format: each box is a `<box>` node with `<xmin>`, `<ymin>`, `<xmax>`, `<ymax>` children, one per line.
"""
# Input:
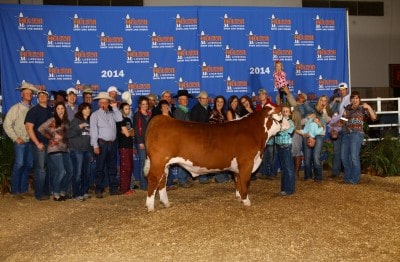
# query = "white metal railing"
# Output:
<box><xmin>362</xmin><ymin>97</ymin><xmax>400</xmax><ymax>141</ymax></box>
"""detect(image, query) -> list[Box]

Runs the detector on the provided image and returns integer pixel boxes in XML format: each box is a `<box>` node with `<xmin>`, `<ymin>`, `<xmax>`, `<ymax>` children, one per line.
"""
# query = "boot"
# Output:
<box><xmin>294</xmin><ymin>156</ymin><xmax>302</xmax><ymax>178</ymax></box>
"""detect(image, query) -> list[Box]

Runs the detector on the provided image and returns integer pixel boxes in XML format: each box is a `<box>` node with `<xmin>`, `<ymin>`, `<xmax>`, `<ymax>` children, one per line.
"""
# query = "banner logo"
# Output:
<box><xmin>226</xmin><ymin>76</ymin><xmax>248</xmax><ymax>93</ymax></box>
<box><xmin>151</xmin><ymin>32</ymin><xmax>174</xmax><ymax>49</ymax></box>
<box><xmin>316</xmin><ymin>45</ymin><xmax>337</xmax><ymax>61</ymax></box>
<box><xmin>318</xmin><ymin>75</ymin><xmax>338</xmax><ymax>90</ymax></box>
<box><xmin>152</xmin><ymin>63</ymin><xmax>175</xmax><ymax>80</ymax></box>
<box><xmin>248</xmin><ymin>31</ymin><xmax>269</xmax><ymax>48</ymax></box>
<box><xmin>314</xmin><ymin>15</ymin><xmax>335</xmax><ymax>31</ymax></box>
<box><xmin>177</xmin><ymin>46</ymin><xmax>199</xmax><ymax>62</ymax></box>
<box><xmin>293</xmin><ymin>30</ymin><xmax>314</xmax><ymax>46</ymax></box>
<box><xmin>73</xmin><ymin>47</ymin><xmax>98</xmax><ymax>64</ymax></box>
<box><xmin>295</xmin><ymin>60</ymin><xmax>316</xmax><ymax>76</ymax></box>
<box><xmin>72</xmin><ymin>14</ymin><xmax>97</xmax><ymax>31</ymax></box>
<box><xmin>177</xmin><ymin>77</ymin><xmax>201</xmax><ymax>93</ymax></box>
<box><xmin>270</xmin><ymin>14</ymin><xmax>291</xmax><ymax>31</ymax></box>
<box><xmin>271</xmin><ymin>45</ymin><xmax>293</xmax><ymax>61</ymax></box>
<box><xmin>200</xmin><ymin>31</ymin><xmax>222</xmax><ymax>48</ymax></box>
<box><xmin>19</xmin><ymin>46</ymin><xmax>44</xmax><ymax>64</ymax></box>
<box><xmin>99</xmin><ymin>32</ymin><xmax>123</xmax><ymax>49</ymax></box>
<box><xmin>175</xmin><ymin>14</ymin><xmax>198</xmax><ymax>31</ymax></box>
<box><xmin>48</xmin><ymin>63</ymin><xmax>73</xmax><ymax>81</ymax></box>
<box><xmin>125</xmin><ymin>14</ymin><xmax>148</xmax><ymax>31</ymax></box>
<box><xmin>225</xmin><ymin>45</ymin><xmax>246</xmax><ymax>62</ymax></box>
<box><xmin>17</xmin><ymin>12</ymin><xmax>43</xmax><ymax>31</ymax></box>
<box><xmin>223</xmin><ymin>13</ymin><xmax>245</xmax><ymax>31</ymax></box>
<box><xmin>47</xmin><ymin>30</ymin><xmax>71</xmax><ymax>48</ymax></box>
<box><xmin>127</xmin><ymin>78</ymin><xmax>151</xmax><ymax>95</ymax></box>
<box><xmin>201</xmin><ymin>62</ymin><xmax>224</xmax><ymax>79</ymax></box>
<box><xmin>126</xmin><ymin>46</ymin><xmax>150</xmax><ymax>64</ymax></box>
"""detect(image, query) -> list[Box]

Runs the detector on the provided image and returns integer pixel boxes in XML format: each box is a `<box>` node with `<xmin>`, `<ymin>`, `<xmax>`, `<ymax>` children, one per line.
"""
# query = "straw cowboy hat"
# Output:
<box><xmin>93</xmin><ymin>92</ymin><xmax>112</xmax><ymax>100</ymax></box>
<box><xmin>17</xmin><ymin>82</ymin><xmax>38</xmax><ymax>94</ymax></box>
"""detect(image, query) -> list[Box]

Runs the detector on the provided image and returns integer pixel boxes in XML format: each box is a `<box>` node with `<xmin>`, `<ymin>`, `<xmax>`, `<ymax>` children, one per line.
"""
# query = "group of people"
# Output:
<box><xmin>3</xmin><ymin>78</ymin><xmax>376</xmax><ymax>201</ymax></box>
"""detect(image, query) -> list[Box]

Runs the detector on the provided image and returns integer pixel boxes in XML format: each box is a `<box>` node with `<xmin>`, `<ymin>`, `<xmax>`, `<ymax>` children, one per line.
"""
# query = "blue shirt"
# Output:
<box><xmin>90</xmin><ymin>106</ymin><xmax>123</xmax><ymax>148</ymax></box>
<box><xmin>275</xmin><ymin>118</ymin><xmax>295</xmax><ymax>145</ymax></box>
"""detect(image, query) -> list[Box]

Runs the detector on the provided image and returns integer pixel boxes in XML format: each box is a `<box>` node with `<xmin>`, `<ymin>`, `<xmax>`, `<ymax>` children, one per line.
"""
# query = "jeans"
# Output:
<box><xmin>177</xmin><ymin>166</ymin><xmax>191</xmax><ymax>185</ymax></box>
<box><xmin>341</xmin><ymin>132</ymin><xmax>364</xmax><ymax>184</ymax></box>
<box><xmin>48</xmin><ymin>153</ymin><xmax>68</xmax><ymax>196</ymax></box>
<box><xmin>62</xmin><ymin>152</ymin><xmax>73</xmax><ymax>196</ymax></box>
<box><xmin>259</xmin><ymin>144</ymin><xmax>276</xmax><ymax>177</ymax></box>
<box><xmin>11</xmin><ymin>142</ymin><xmax>33</xmax><ymax>194</ymax></box>
<box><xmin>119</xmin><ymin>148</ymin><xmax>133</xmax><ymax>193</ymax></box>
<box><xmin>138</xmin><ymin>148</ymin><xmax>148</xmax><ymax>190</ymax></box>
<box><xmin>31</xmin><ymin>143</ymin><xmax>50</xmax><ymax>199</ymax></box>
<box><xmin>70</xmin><ymin>150</ymin><xmax>92</xmax><ymax>197</ymax></box>
<box><xmin>214</xmin><ymin>172</ymin><xmax>231</xmax><ymax>183</ymax></box>
<box><xmin>95</xmin><ymin>140</ymin><xmax>119</xmax><ymax>194</ymax></box>
<box><xmin>277</xmin><ymin>144</ymin><xmax>295</xmax><ymax>194</ymax></box>
<box><xmin>332</xmin><ymin>131</ymin><xmax>344</xmax><ymax>176</ymax></box>
<box><xmin>303</xmin><ymin>135</ymin><xmax>324</xmax><ymax>180</ymax></box>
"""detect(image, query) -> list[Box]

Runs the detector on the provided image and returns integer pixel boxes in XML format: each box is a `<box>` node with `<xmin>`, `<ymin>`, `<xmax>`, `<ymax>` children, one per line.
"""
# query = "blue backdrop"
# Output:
<box><xmin>0</xmin><ymin>4</ymin><xmax>349</xmax><ymax>113</ymax></box>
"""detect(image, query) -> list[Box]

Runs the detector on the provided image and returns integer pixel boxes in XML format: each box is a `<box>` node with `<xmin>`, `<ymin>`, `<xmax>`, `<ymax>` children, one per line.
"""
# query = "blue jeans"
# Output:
<box><xmin>95</xmin><ymin>140</ymin><xmax>119</xmax><ymax>194</ymax></box>
<box><xmin>260</xmin><ymin>144</ymin><xmax>276</xmax><ymax>177</ymax></box>
<box><xmin>214</xmin><ymin>172</ymin><xmax>231</xmax><ymax>183</ymax></box>
<box><xmin>31</xmin><ymin>143</ymin><xmax>50</xmax><ymax>199</ymax></box>
<box><xmin>277</xmin><ymin>144</ymin><xmax>295</xmax><ymax>194</ymax></box>
<box><xmin>332</xmin><ymin>131</ymin><xmax>344</xmax><ymax>176</ymax></box>
<box><xmin>62</xmin><ymin>152</ymin><xmax>73</xmax><ymax>196</ymax></box>
<box><xmin>303</xmin><ymin>135</ymin><xmax>324</xmax><ymax>180</ymax></box>
<box><xmin>11</xmin><ymin>142</ymin><xmax>33</xmax><ymax>194</ymax></box>
<box><xmin>48</xmin><ymin>153</ymin><xmax>68</xmax><ymax>196</ymax></box>
<box><xmin>138</xmin><ymin>148</ymin><xmax>148</xmax><ymax>190</ymax></box>
<box><xmin>177</xmin><ymin>166</ymin><xmax>191</xmax><ymax>185</ymax></box>
<box><xmin>341</xmin><ymin>132</ymin><xmax>364</xmax><ymax>184</ymax></box>
<box><xmin>70</xmin><ymin>150</ymin><xmax>92</xmax><ymax>197</ymax></box>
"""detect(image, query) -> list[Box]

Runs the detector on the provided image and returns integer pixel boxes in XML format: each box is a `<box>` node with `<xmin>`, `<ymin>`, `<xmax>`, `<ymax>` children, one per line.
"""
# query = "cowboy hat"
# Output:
<box><xmin>93</xmin><ymin>92</ymin><xmax>112</xmax><ymax>100</ymax></box>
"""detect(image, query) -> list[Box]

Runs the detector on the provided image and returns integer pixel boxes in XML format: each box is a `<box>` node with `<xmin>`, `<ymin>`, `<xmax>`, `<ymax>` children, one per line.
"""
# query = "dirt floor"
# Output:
<box><xmin>0</xmin><ymin>173</ymin><xmax>399</xmax><ymax>262</ymax></box>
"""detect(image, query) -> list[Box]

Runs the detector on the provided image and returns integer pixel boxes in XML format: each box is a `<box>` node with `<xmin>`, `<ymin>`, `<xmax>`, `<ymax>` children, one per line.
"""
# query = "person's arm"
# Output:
<box><xmin>90</xmin><ymin>112</ymin><xmax>100</xmax><ymax>154</ymax></box>
<box><xmin>363</xmin><ymin>102</ymin><xmax>377</xmax><ymax>121</ymax></box>
<box><xmin>26</xmin><ymin>122</ymin><xmax>45</xmax><ymax>151</ymax></box>
<box><xmin>3</xmin><ymin>106</ymin><xmax>19</xmax><ymax>142</ymax></box>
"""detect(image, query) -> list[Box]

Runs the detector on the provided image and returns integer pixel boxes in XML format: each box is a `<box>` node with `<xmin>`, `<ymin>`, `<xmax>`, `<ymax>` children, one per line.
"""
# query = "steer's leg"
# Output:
<box><xmin>146</xmin><ymin>163</ymin><xmax>163</xmax><ymax>212</ymax></box>
<box><xmin>236</xmin><ymin>163</ymin><xmax>252</xmax><ymax>206</ymax></box>
<box><xmin>158</xmin><ymin>167</ymin><xmax>170</xmax><ymax>208</ymax></box>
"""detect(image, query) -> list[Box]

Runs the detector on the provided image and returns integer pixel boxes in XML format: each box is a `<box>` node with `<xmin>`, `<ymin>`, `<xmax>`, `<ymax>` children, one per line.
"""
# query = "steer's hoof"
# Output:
<box><xmin>242</xmin><ymin>199</ymin><xmax>251</xmax><ymax>206</ymax></box>
<box><xmin>162</xmin><ymin>202</ymin><xmax>171</xmax><ymax>208</ymax></box>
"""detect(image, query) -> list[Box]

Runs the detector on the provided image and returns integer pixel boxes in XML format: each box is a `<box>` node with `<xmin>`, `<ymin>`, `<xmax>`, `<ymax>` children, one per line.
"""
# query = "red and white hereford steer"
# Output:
<box><xmin>144</xmin><ymin>105</ymin><xmax>289</xmax><ymax>211</ymax></box>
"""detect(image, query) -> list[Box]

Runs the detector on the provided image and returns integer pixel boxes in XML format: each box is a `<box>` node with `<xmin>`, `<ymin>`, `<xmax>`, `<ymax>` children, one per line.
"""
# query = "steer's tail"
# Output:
<box><xmin>144</xmin><ymin>156</ymin><xmax>150</xmax><ymax>177</ymax></box>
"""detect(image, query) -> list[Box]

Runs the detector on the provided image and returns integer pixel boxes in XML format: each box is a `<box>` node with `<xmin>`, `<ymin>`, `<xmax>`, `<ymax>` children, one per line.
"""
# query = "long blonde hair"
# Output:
<box><xmin>315</xmin><ymin>95</ymin><xmax>331</xmax><ymax>116</ymax></box>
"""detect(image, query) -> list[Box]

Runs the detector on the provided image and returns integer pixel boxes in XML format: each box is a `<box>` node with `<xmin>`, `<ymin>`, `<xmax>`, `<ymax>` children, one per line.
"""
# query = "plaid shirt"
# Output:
<box><xmin>342</xmin><ymin>105</ymin><xmax>370</xmax><ymax>134</ymax></box>
<box><xmin>275</xmin><ymin>118</ymin><xmax>295</xmax><ymax>145</ymax></box>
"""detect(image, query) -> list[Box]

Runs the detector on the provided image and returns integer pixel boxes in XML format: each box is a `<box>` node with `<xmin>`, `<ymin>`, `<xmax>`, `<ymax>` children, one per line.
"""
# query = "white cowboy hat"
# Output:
<box><xmin>121</xmin><ymin>91</ymin><xmax>132</xmax><ymax>105</ymax></box>
<box><xmin>107</xmin><ymin>86</ymin><xmax>121</xmax><ymax>95</ymax></box>
<box><xmin>93</xmin><ymin>92</ymin><xmax>112</xmax><ymax>100</ymax></box>
<box><xmin>16</xmin><ymin>82</ymin><xmax>38</xmax><ymax>94</ymax></box>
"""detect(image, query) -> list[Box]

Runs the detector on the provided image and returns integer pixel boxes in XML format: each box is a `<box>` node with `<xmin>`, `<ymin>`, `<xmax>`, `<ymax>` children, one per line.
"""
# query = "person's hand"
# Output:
<box><xmin>93</xmin><ymin>147</ymin><xmax>100</xmax><ymax>155</ymax></box>
<box><xmin>16</xmin><ymin>137</ymin><xmax>24</xmax><ymax>145</ymax></box>
<box><xmin>110</xmin><ymin>100</ymin><xmax>118</xmax><ymax>108</ymax></box>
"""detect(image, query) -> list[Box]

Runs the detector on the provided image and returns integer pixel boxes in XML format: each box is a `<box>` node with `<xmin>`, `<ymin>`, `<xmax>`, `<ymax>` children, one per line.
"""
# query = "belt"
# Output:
<box><xmin>98</xmin><ymin>138</ymin><xmax>115</xmax><ymax>144</ymax></box>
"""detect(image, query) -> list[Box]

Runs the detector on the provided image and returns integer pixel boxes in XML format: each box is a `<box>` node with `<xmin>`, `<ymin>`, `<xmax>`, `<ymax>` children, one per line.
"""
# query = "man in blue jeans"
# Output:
<box><xmin>329</xmin><ymin>82</ymin><xmax>350</xmax><ymax>179</ymax></box>
<box><xmin>90</xmin><ymin>92</ymin><xmax>123</xmax><ymax>198</ymax></box>
<box><xmin>4</xmin><ymin>82</ymin><xmax>37</xmax><ymax>199</ymax></box>
<box><xmin>25</xmin><ymin>89</ymin><xmax>53</xmax><ymax>201</ymax></box>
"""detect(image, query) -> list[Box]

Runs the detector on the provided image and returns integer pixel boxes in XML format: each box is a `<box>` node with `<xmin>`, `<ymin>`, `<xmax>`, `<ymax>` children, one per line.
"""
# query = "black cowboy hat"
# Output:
<box><xmin>173</xmin><ymin>89</ymin><xmax>193</xmax><ymax>98</ymax></box>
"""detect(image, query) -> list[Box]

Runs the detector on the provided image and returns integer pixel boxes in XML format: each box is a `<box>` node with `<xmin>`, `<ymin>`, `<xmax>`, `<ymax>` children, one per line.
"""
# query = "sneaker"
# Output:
<box><xmin>83</xmin><ymin>194</ymin><xmax>91</xmax><ymax>200</ymax></box>
<box><xmin>110</xmin><ymin>190</ymin><xmax>123</xmax><ymax>196</ymax></box>
<box><xmin>53</xmin><ymin>196</ymin><xmax>63</xmax><ymax>201</ymax></box>
<box><xmin>13</xmin><ymin>194</ymin><xmax>24</xmax><ymax>200</ymax></box>
<box><xmin>95</xmin><ymin>192</ymin><xmax>103</xmax><ymax>199</ymax></box>
<box><xmin>180</xmin><ymin>182</ymin><xmax>192</xmax><ymax>188</ymax></box>
<box><xmin>124</xmin><ymin>189</ymin><xmax>135</xmax><ymax>196</ymax></box>
<box><xmin>166</xmin><ymin>185</ymin><xmax>177</xmax><ymax>191</ymax></box>
<box><xmin>74</xmin><ymin>196</ymin><xmax>85</xmax><ymax>202</ymax></box>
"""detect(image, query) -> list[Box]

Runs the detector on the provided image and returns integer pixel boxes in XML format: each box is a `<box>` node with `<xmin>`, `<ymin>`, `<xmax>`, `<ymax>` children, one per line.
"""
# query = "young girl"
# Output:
<box><xmin>273</xmin><ymin>60</ymin><xmax>288</xmax><ymax>105</ymax></box>
<box><xmin>275</xmin><ymin>105</ymin><xmax>295</xmax><ymax>196</ymax></box>
<box><xmin>38</xmin><ymin>102</ymin><xmax>70</xmax><ymax>201</ymax></box>
<box><xmin>68</xmin><ymin>103</ymin><xmax>92</xmax><ymax>201</ymax></box>
<box><xmin>117</xmin><ymin>102</ymin><xmax>135</xmax><ymax>195</ymax></box>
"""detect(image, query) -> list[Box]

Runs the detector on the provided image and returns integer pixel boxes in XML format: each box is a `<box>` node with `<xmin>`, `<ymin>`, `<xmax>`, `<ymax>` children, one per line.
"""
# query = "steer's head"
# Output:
<box><xmin>263</xmin><ymin>104</ymin><xmax>290</xmax><ymax>139</ymax></box>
